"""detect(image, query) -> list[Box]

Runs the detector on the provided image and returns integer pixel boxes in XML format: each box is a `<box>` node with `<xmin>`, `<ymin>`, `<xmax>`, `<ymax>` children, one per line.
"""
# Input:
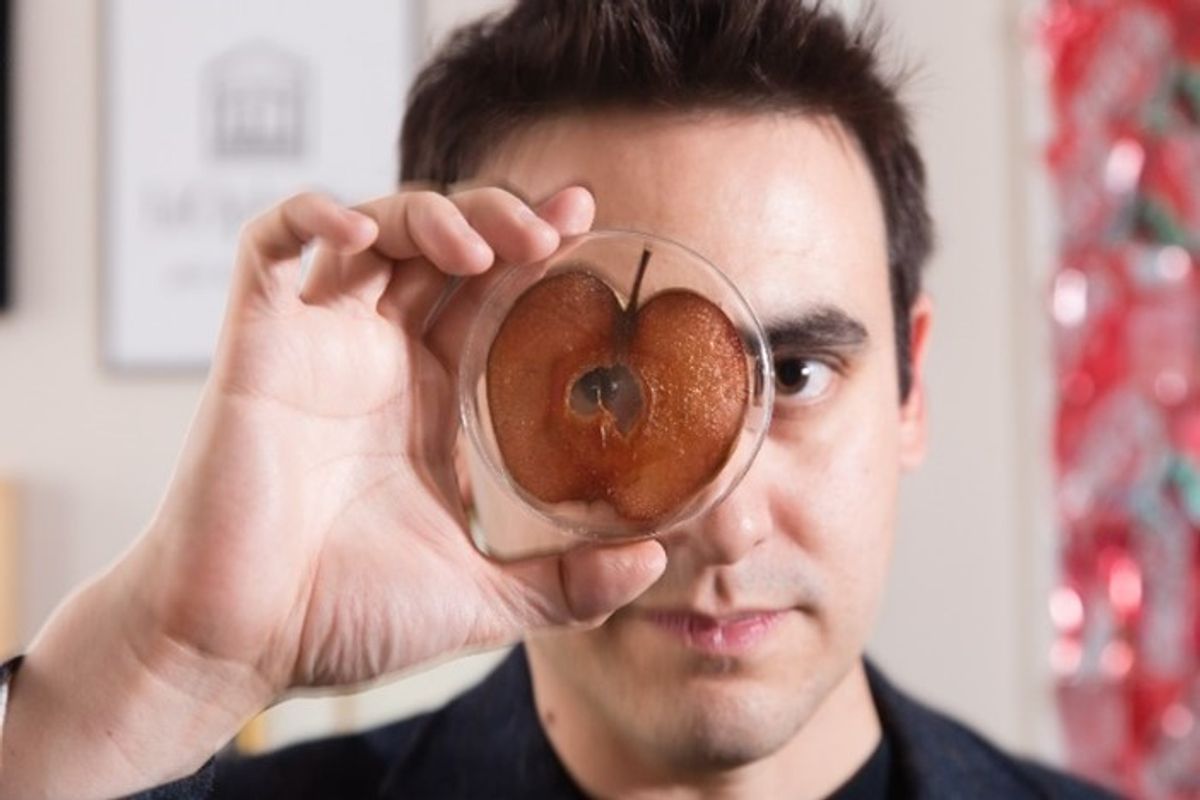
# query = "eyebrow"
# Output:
<box><xmin>759</xmin><ymin>304</ymin><xmax>871</xmax><ymax>354</ymax></box>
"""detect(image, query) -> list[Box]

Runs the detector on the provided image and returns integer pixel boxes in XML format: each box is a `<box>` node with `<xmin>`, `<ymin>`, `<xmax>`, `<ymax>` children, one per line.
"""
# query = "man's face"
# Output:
<box><xmin>475</xmin><ymin>110</ymin><xmax>929</xmax><ymax>770</ymax></box>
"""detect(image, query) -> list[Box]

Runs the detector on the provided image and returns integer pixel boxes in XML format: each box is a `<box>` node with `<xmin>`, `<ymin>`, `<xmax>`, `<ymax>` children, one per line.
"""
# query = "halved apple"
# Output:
<box><xmin>486</xmin><ymin>249</ymin><xmax>748</xmax><ymax>524</ymax></box>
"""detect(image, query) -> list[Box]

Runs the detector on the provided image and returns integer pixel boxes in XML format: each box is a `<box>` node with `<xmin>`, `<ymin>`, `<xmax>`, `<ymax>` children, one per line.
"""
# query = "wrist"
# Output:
<box><xmin>0</xmin><ymin>556</ymin><xmax>268</xmax><ymax>799</ymax></box>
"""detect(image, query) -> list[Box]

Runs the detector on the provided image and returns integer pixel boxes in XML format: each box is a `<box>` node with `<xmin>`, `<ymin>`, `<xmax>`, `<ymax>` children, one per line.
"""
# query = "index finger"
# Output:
<box><xmin>234</xmin><ymin>192</ymin><xmax>378</xmax><ymax>307</ymax></box>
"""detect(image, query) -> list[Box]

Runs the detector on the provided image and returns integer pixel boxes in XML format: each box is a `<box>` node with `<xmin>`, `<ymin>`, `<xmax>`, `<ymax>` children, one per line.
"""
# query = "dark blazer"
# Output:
<box><xmin>134</xmin><ymin>647</ymin><xmax>1123</xmax><ymax>799</ymax></box>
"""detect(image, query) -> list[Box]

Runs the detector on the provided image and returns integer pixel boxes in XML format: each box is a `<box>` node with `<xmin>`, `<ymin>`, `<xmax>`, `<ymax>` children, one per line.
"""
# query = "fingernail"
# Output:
<box><xmin>519</xmin><ymin>208</ymin><xmax>560</xmax><ymax>251</ymax></box>
<box><xmin>453</xmin><ymin>215</ymin><xmax>489</xmax><ymax>249</ymax></box>
<box><xmin>342</xmin><ymin>213</ymin><xmax>377</xmax><ymax>246</ymax></box>
<box><xmin>466</xmin><ymin>239</ymin><xmax>493</xmax><ymax>269</ymax></box>
<box><xmin>452</xmin><ymin>218</ymin><xmax>492</xmax><ymax>268</ymax></box>
<box><xmin>517</xmin><ymin>203</ymin><xmax>554</xmax><ymax>231</ymax></box>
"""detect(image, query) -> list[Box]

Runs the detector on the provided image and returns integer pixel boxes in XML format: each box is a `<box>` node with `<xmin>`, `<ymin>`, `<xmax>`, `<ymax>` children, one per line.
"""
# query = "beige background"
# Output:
<box><xmin>0</xmin><ymin>481</ymin><xmax>16</xmax><ymax>655</ymax></box>
<box><xmin>0</xmin><ymin>0</ymin><xmax>1063</xmax><ymax>760</ymax></box>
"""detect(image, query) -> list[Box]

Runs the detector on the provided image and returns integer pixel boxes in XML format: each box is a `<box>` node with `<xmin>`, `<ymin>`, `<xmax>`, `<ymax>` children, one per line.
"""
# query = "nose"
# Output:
<box><xmin>668</xmin><ymin>478</ymin><xmax>771</xmax><ymax>566</ymax></box>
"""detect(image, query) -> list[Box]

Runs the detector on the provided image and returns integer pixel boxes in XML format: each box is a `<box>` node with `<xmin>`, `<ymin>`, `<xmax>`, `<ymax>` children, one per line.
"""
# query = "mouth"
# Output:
<box><xmin>634</xmin><ymin>608</ymin><xmax>790</xmax><ymax>657</ymax></box>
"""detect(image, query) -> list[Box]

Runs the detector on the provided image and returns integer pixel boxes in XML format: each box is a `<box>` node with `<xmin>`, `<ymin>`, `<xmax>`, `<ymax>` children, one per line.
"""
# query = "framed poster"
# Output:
<box><xmin>103</xmin><ymin>0</ymin><xmax>420</xmax><ymax>370</ymax></box>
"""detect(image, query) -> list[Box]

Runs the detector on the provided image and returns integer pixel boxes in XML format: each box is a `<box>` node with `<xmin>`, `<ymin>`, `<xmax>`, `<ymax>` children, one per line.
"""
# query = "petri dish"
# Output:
<box><xmin>458</xmin><ymin>229</ymin><xmax>773</xmax><ymax>560</ymax></box>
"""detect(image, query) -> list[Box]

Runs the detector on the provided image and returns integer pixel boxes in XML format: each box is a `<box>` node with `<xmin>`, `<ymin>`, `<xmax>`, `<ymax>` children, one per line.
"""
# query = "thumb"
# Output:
<box><xmin>500</xmin><ymin>539</ymin><xmax>667</xmax><ymax>628</ymax></box>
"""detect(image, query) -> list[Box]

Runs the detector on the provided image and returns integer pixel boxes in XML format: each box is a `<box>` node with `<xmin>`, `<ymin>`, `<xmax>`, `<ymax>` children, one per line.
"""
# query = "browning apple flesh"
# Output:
<box><xmin>486</xmin><ymin>250</ymin><xmax>748</xmax><ymax>525</ymax></box>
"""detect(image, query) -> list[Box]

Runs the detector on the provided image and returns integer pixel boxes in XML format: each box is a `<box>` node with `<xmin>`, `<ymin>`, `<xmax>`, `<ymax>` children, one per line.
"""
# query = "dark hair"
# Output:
<box><xmin>401</xmin><ymin>0</ymin><xmax>933</xmax><ymax>400</ymax></box>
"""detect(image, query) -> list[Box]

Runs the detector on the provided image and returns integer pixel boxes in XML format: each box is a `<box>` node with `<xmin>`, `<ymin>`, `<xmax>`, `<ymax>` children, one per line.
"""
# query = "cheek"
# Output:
<box><xmin>766</xmin><ymin>369</ymin><xmax>900</xmax><ymax>625</ymax></box>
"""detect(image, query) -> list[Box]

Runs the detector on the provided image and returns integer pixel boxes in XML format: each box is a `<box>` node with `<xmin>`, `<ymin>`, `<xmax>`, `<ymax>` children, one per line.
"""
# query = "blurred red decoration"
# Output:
<box><xmin>1043</xmin><ymin>1</ymin><xmax>1200</xmax><ymax>796</ymax></box>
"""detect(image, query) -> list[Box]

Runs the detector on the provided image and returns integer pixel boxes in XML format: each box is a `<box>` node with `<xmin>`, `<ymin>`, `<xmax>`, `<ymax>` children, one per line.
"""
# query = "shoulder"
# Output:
<box><xmin>865</xmin><ymin>660</ymin><xmax>1124</xmax><ymax>799</ymax></box>
<box><xmin>210</xmin><ymin>648</ymin><xmax>579</xmax><ymax>799</ymax></box>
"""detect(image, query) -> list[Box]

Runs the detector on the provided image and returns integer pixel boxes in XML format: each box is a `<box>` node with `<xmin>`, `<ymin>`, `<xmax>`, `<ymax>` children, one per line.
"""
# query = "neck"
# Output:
<box><xmin>528</xmin><ymin>654</ymin><xmax>882</xmax><ymax>800</ymax></box>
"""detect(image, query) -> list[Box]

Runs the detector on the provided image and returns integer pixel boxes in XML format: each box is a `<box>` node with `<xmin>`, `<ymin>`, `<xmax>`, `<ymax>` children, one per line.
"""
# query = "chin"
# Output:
<box><xmin>633</xmin><ymin>674</ymin><xmax>812</xmax><ymax>772</ymax></box>
<box><xmin>530</xmin><ymin>609</ymin><xmax>836</xmax><ymax>772</ymax></box>
<box><xmin>606</xmin><ymin>634</ymin><xmax>825</xmax><ymax>770</ymax></box>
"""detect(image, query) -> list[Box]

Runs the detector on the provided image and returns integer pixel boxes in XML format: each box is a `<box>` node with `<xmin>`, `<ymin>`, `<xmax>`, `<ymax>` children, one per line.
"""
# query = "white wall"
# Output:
<box><xmin>869</xmin><ymin>0</ymin><xmax>1057</xmax><ymax>757</ymax></box>
<box><xmin>1</xmin><ymin>0</ymin><xmax>1063</xmax><ymax>762</ymax></box>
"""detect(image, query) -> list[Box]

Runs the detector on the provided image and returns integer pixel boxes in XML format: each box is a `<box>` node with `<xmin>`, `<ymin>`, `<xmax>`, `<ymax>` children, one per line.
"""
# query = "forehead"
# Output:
<box><xmin>475</xmin><ymin>110</ymin><xmax>891</xmax><ymax>331</ymax></box>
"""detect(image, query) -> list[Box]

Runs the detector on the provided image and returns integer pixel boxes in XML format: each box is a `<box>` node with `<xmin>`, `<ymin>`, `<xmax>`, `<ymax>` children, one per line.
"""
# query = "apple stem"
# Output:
<box><xmin>627</xmin><ymin>246</ymin><xmax>652</xmax><ymax>314</ymax></box>
<box><xmin>616</xmin><ymin>247</ymin><xmax>653</xmax><ymax>353</ymax></box>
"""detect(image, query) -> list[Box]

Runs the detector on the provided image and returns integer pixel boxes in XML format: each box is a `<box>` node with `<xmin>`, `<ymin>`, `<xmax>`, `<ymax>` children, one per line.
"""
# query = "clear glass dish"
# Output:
<box><xmin>458</xmin><ymin>229</ymin><xmax>773</xmax><ymax>560</ymax></box>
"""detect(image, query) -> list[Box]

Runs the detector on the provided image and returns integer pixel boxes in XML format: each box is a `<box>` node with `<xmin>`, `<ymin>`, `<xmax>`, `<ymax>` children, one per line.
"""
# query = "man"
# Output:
<box><xmin>0</xmin><ymin>1</ymin><xmax>1119</xmax><ymax>798</ymax></box>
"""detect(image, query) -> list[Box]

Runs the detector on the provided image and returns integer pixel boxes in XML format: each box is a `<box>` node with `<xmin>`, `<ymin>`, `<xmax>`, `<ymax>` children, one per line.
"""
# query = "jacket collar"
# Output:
<box><xmin>384</xmin><ymin>646</ymin><xmax>1051</xmax><ymax>799</ymax></box>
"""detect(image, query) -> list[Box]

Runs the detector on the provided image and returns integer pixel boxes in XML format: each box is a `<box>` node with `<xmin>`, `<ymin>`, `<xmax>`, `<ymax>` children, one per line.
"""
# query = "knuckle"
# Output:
<box><xmin>458</xmin><ymin>186</ymin><xmax>526</xmax><ymax>218</ymax></box>
<box><xmin>237</xmin><ymin>212</ymin><xmax>271</xmax><ymax>249</ymax></box>
<box><xmin>279</xmin><ymin>191</ymin><xmax>324</xmax><ymax>224</ymax></box>
<box><xmin>404</xmin><ymin>190</ymin><xmax>455</xmax><ymax>229</ymax></box>
<box><xmin>407</xmin><ymin>189</ymin><xmax>449</xmax><ymax>212</ymax></box>
<box><xmin>475</xmin><ymin>186</ymin><xmax>516</xmax><ymax>206</ymax></box>
<box><xmin>287</xmin><ymin>190</ymin><xmax>321</xmax><ymax>207</ymax></box>
<box><xmin>242</xmin><ymin>195</ymin><xmax>299</xmax><ymax>241</ymax></box>
<box><xmin>236</xmin><ymin>217</ymin><xmax>258</xmax><ymax>244</ymax></box>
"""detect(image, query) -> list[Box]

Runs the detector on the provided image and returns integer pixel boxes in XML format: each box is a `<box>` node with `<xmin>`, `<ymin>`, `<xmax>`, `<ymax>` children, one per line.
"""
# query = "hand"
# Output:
<box><xmin>142</xmin><ymin>184</ymin><xmax>665</xmax><ymax>688</ymax></box>
<box><xmin>0</xmin><ymin>186</ymin><xmax>666</xmax><ymax>799</ymax></box>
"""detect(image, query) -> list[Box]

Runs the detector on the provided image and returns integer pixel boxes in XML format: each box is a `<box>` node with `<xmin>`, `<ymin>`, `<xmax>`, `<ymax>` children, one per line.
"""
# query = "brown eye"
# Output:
<box><xmin>774</xmin><ymin>358</ymin><xmax>835</xmax><ymax>403</ymax></box>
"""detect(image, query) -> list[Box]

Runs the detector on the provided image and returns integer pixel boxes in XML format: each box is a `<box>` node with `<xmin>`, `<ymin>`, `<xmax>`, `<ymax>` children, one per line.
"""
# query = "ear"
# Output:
<box><xmin>899</xmin><ymin>294</ymin><xmax>933</xmax><ymax>471</ymax></box>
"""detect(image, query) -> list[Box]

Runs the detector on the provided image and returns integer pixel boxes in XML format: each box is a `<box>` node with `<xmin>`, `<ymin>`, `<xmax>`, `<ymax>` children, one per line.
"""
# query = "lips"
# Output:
<box><xmin>637</xmin><ymin>608</ymin><xmax>788</xmax><ymax>656</ymax></box>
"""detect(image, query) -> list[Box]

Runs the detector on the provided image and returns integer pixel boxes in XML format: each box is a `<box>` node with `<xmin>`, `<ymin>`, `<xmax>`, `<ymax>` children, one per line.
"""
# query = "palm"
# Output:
<box><xmin>167</xmin><ymin>285</ymin><xmax>469</xmax><ymax>678</ymax></box>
